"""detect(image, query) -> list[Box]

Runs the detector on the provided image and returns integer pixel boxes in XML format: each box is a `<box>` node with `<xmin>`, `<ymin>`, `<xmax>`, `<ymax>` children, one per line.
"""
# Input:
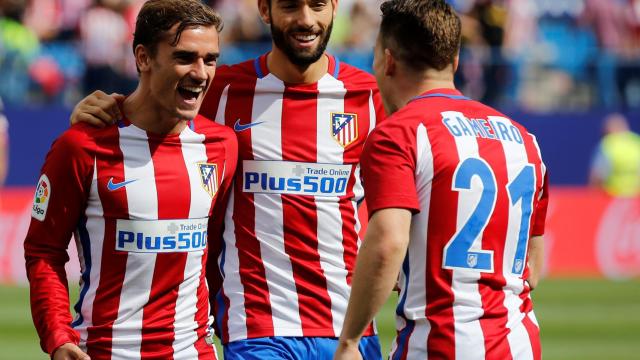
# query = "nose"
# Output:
<box><xmin>190</xmin><ymin>58</ymin><xmax>207</xmax><ymax>82</ymax></box>
<box><xmin>295</xmin><ymin>5</ymin><xmax>315</xmax><ymax>29</ymax></box>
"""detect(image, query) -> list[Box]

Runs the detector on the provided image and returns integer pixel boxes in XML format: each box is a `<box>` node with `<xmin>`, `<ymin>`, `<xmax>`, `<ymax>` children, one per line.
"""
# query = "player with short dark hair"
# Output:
<box><xmin>335</xmin><ymin>1</ymin><xmax>549</xmax><ymax>359</ymax></box>
<box><xmin>24</xmin><ymin>1</ymin><xmax>236</xmax><ymax>359</ymax></box>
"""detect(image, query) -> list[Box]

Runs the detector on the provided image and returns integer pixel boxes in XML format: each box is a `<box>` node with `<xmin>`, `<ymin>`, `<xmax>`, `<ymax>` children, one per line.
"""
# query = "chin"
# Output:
<box><xmin>176</xmin><ymin>108</ymin><xmax>199</xmax><ymax>121</ymax></box>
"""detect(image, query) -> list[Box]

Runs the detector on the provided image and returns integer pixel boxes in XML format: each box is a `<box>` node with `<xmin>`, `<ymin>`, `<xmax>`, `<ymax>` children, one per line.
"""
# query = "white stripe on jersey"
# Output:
<box><xmin>493</xmin><ymin>116</ymin><xmax>536</xmax><ymax>360</ymax></box>
<box><xmin>367</xmin><ymin>90</ymin><xmax>377</xmax><ymax>135</ymax></box>
<box><xmin>402</xmin><ymin>124</ymin><xmax>433</xmax><ymax>359</ymax></box>
<box><xmin>251</xmin><ymin>74</ymin><xmax>303</xmax><ymax>337</ymax></box>
<box><xmin>112</xmin><ymin>125</ymin><xmax>157</xmax><ymax>359</ymax></box>
<box><xmin>215</xmin><ymin>85</ymin><xmax>229</xmax><ymax>126</ymax></box>
<box><xmin>445</xmin><ymin>111</ymin><xmax>486</xmax><ymax>360</ymax></box>
<box><xmin>75</xmin><ymin>160</ymin><xmax>105</xmax><ymax>349</ymax></box>
<box><xmin>219</xmin><ymin>188</ymin><xmax>247</xmax><ymax>340</ymax></box>
<box><xmin>171</xmin><ymin>129</ymin><xmax>211</xmax><ymax>358</ymax></box>
<box><xmin>316</xmin><ymin>74</ymin><xmax>350</xmax><ymax>335</ymax></box>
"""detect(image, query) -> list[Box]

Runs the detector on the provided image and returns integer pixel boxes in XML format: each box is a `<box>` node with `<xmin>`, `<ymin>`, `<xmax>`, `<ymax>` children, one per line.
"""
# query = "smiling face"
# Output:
<box><xmin>140</xmin><ymin>24</ymin><xmax>219</xmax><ymax>121</ymax></box>
<box><xmin>262</xmin><ymin>0</ymin><xmax>337</xmax><ymax>67</ymax></box>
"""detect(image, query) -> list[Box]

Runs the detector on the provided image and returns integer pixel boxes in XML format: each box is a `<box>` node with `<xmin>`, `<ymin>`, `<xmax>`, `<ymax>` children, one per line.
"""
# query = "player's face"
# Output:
<box><xmin>264</xmin><ymin>0</ymin><xmax>337</xmax><ymax>67</ymax></box>
<box><xmin>147</xmin><ymin>25</ymin><xmax>219</xmax><ymax>120</ymax></box>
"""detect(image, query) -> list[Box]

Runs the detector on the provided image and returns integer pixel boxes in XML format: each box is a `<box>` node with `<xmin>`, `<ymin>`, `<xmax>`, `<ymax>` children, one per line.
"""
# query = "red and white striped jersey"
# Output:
<box><xmin>200</xmin><ymin>54</ymin><xmax>385</xmax><ymax>342</ymax></box>
<box><xmin>24</xmin><ymin>116</ymin><xmax>237</xmax><ymax>359</ymax></box>
<box><xmin>361</xmin><ymin>89</ymin><xmax>549</xmax><ymax>360</ymax></box>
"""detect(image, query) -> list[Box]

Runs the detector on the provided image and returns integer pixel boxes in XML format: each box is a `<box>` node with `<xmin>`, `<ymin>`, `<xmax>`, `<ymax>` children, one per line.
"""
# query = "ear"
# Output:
<box><xmin>332</xmin><ymin>0</ymin><xmax>339</xmax><ymax>18</ymax></box>
<box><xmin>135</xmin><ymin>44</ymin><xmax>152</xmax><ymax>73</ymax></box>
<box><xmin>258</xmin><ymin>0</ymin><xmax>271</xmax><ymax>25</ymax></box>
<box><xmin>384</xmin><ymin>48</ymin><xmax>396</xmax><ymax>77</ymax></box>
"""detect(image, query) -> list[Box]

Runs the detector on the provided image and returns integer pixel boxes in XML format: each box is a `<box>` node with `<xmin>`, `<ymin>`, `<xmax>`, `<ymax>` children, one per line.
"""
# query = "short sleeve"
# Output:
<box><xmin>361</xmin><ymin>122</ymin><xmax>421</xmax><ymax>217</ymax></box>
<box><xmin>531</xmin><ymin>170</ymin><xmax>549</xmax><ymax>236</ymax></box>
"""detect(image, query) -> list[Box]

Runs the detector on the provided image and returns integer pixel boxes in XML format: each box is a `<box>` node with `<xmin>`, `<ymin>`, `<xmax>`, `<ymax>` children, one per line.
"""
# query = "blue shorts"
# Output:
<box><xmin>223</xmin><ymin>335</ymin><xmax>382</xmax><ymax>360</ymax></box>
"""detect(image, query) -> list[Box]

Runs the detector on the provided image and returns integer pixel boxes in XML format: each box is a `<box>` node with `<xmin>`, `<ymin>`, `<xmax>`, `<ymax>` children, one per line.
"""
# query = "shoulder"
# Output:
<box><xmin>52</xmin><ymin>123</ymin><xmax>106</xmax><ymax>155</ymax></box>
<box><xmin>193</xmin><ymin>115</ymin><xmax>237</xmax><ymax>143</ymax></box>
<box><xmin>213</xmin><ymin>60</ymin><xmax>259</xmax><ymax>87</ymax></box>
<box><xmin>335</xmin><ymin>61</ymin><xmax>378</xmax><ymax>90</ymax></box>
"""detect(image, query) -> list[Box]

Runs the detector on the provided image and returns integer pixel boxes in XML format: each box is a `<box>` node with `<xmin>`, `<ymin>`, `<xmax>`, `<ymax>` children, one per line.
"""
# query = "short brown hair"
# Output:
<box><xmin>133</xmin><ymin>0</ymin><xmax>223</xmax><ymax>58</ymax></box>
<box><xmin>380</xmin><ymin>0</ymin><xmax>461</xmax><ymax>72</ymax></box>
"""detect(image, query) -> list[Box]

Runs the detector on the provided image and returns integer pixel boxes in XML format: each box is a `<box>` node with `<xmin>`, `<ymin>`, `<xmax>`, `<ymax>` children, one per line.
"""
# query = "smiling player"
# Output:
<box><xmin>24</xmin><ymin>1</ymin><xmax>237</xmax><ymax>359</ymax></box>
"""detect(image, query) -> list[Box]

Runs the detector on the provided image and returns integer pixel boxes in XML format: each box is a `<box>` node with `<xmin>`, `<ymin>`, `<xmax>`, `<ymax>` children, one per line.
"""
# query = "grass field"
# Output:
<box><xmin>1</xmin><ymin>278</ymin><xmax>638</xmax><ymax>359</ymax></box>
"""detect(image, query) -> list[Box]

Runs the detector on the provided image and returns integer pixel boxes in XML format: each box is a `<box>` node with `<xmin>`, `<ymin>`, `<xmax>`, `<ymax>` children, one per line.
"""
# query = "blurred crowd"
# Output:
<box><xmin>0</xmin><ymin>0</ymin><xmax>639</xmax><ymax>111</ymax></box>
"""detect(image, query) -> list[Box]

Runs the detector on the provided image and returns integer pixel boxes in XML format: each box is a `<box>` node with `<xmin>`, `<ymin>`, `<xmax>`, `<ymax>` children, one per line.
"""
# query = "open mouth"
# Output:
<box><xmin>291</xmin><ymin>33</ymin><xmax>319</xmax><ymax>47</ymax></box>
<box><xmin>177</xmin><ymin>85</ymin><xmax>204</xmax><ymax>103</ymax></box>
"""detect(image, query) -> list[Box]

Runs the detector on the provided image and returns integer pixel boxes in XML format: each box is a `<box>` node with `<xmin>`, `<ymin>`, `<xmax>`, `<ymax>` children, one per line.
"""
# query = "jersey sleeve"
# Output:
<box><xmin>531</xmin><ymin>170</ymin><xmax>549</xmax><ymax>236</ymax></box>
<box><xmin>361</xmin><ymin>121</ymin><xmax>421</xmax><ymax>217</ymax></box>
<box><xmin>23</xmin><ymin>126</ymin><xmax>95</xmax><ymax>355</ymax></box>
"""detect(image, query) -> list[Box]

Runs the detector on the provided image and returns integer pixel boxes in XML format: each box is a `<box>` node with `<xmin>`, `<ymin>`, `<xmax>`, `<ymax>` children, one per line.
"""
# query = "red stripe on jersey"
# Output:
<box><xmin>195</xmin><ymin>250</ymin><xmax>216</xmax><ymax>359</ymax></box>
<box><xmin>424</xmin><ymin>127</ymin><xmax>457</xmax><ymax>359</ymax></box>
<box><xmin>86</xmin><ymin>129</ymin><xmax>130</xmax><ymax>358</ymax></box>
<box><xmin>139</xmin><ymin>137</ymin><xmax>191</xmax><ymax>359</ymax></box>
<box><xmin>342</xmin><ymin>87</ymin><xmax>376</xmax><ymax>336</ymax></box>
<box><xmin>226</xmin><ymin>77</ymin><xmax>274</xmax><ymax>340</ymax></box>
<box><xmin>280</xmin><ymin>83</ymin><xmax>335</xmax><ymax>334</ymax></box>
<box><xmin>520</xmin><ymin>290</ymin><xmax>541</xmax><ymax>360</ymax></box>
<box><xmin>476</xmin><ymin>138</ymin><xmax>511</xmax><ymax>359</ymax></box>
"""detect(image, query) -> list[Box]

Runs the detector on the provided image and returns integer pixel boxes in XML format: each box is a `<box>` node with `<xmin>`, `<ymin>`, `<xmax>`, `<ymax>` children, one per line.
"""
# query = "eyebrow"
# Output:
<box><xmin>173</xmin><ymin>50</ymin><xmax>220</xmax><ymax>60</ymax></box>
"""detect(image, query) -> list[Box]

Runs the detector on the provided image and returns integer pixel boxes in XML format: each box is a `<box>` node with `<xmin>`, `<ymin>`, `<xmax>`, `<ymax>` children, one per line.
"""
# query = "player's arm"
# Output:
<box><xmin>527</xmin><ymin>235</ymin><xmax>544</xmax><ymax>290</ymax></box>
<box><xmin>335</xmin><ymin>208</ymin><xmax>412</xmax><ymax>360</ymax></box>
<box><xmin>528</xmin><ymin>170</ymin><xmax>550</xmax><ymax>290</ymax></box>
<box><xmin>336</xmin><ymin>120</ymin><xmax>420</xmax><ymax>359</ymax></box>
<box><xmin>69</xmin><ymin>91</ymin><xmax>124</xmax><ymax>127</ymax></box>
<box><xmin>24</xmin><ymin>128</ymin><xmax>94</xmax><ymax>357</ymax></box>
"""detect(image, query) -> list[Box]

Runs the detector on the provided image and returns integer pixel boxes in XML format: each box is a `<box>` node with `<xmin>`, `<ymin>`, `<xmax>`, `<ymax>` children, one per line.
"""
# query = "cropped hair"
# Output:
<box><xmin>380</xmin><ymin>0</ymin><xmax>461</xmax><ymax>72</ymax></box>
<box><xmin>133</xmin><ymin>0</ymin><xmax>223</xmax><ymax>58</ymax></box>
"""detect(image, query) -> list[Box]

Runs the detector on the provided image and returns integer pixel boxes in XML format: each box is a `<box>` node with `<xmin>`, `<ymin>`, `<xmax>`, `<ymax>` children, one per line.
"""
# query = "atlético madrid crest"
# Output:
<box><xmin>198</xmin><ymin>163</ymin><xmax>218</xmax><ymax>198</ymax></box>
<box><xmin>331</xmin><ymin>112</ymin><xmax>358</xmax><ymax>147</ymax></box>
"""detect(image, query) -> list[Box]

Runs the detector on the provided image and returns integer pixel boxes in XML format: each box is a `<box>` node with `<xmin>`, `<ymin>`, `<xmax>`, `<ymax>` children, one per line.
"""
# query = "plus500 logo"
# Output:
<box><xmin>242</xmin><ymin>160</ymin><xmax>352</xmax><ymax>197</ymax></box>
<box><xmin>244</xmin><ymin>172</ymin><xmax>348</xmax><ymax>195</ymax></box>
<box><xmin>115</xmin><ymin>218</ymin><xmax>208</xmax><ymax>253</ymax></box>
<box><xmin>116</xmin><ymin>230</ymin><xmax>207</xmax><ymax>253</ymax></box>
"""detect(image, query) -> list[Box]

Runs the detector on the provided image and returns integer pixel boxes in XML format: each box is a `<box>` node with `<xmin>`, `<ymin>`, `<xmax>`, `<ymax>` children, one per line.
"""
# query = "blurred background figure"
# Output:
<box><xmin>589</xmin><ymin>113</ymin><xmax>640</xmax><ymax>197</ymax></box>
<box><xmin>0</xmin><ymin>96</ymin><xmax>7</xmax><ymax>191</ymax></box>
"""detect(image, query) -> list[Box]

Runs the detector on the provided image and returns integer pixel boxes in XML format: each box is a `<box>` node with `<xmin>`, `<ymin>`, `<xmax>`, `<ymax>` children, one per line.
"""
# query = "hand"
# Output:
<box><xmin>69</xmin><ymin>91</ymin><xmax>125</xmax><ymax>128</ymax></box>
<box><xmin>52</xmin><ymin>343</ymin><xmax>90</xmax><ymax>360</ymax></box>
<box><xmin>333</xmin><ymin>341</ymin><xmax>363</xmax><ymax>360</ymax></box>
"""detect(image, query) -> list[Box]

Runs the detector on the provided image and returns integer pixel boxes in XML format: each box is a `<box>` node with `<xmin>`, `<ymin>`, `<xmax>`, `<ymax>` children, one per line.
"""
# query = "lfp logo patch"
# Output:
<box><xmin>198</xmin><ymin>163</ymin><xmax>218</xmax><ymax>198</ymax></box>
<box><xmin>32</xmin><ymin>174</ymin><xmax>51</xmax><ymax>221</ymax></box>
<box><xmin>331</xmin><ymin>112</ymin><xmax>358</xmax><ymax>147</ymax></box>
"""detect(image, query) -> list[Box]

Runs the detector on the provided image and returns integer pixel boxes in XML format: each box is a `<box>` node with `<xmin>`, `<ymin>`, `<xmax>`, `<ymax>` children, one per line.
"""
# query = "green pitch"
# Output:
<box><xmin>1</xmin><ymin>278</ymin><xmax>638</xmax><ymax>359</ymax></box>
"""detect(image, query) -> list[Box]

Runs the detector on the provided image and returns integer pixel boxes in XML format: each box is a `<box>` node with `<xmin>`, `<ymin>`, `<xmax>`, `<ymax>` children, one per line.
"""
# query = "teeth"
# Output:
<box><xmin>295</xmin><ymin>34</ymin><xmax>317</xmax><ymax>41</ymax></box>
<box><xmin>181</xmin><ymin>86</ymin><xmax>203</xmax><ymax>93</ymax></box>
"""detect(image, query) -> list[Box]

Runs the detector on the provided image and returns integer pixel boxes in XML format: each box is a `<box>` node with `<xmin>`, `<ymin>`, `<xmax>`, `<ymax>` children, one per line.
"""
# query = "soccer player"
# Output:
<box><xmin>335</xmin><ymin>1</ymin><xmax>549</xmax><ymax>359</ymax></box>
<box><xmin>24</xmin><ymin>1</ymin><xmax>236</xmax><ymax>359</ymax></box>
<box><xmin>71</xmin><ymin>0</ymin><xmax>386</xmax><ymax>358</ymax></box>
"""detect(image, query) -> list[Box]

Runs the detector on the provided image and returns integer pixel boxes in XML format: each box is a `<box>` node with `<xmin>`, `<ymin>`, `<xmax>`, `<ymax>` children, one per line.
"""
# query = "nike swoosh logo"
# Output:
<box><xmin>234</xmin><ymin>119</ymin><xmax>264</xmax><ymax>132</ymax></box>
<box><xmin>107</xmin><ymin>178</ymin><xmax>138</xmax><ymax>191</ymax></box>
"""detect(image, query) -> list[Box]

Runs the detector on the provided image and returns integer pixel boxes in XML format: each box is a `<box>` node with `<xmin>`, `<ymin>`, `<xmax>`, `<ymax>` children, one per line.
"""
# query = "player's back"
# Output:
<box><xmin>369</xmin><ymin>89</ymin><xmax>547</xmax><ymax>359</ymax></box>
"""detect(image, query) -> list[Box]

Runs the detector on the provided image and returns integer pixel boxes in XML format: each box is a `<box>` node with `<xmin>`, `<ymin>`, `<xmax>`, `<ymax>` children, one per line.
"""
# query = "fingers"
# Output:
<box><xmin>70</xmin><ymin>90</ymin><xmax>123</xmax><ymax>127</ymax></box>
<box><xmin>52</xmin><ymin>343</ymin><xmax>91</xmax><ymax>360</ymax></box>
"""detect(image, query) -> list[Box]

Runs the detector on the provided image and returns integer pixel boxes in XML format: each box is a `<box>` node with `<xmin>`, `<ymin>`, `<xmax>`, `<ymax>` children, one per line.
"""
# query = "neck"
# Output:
<box><xmin>123</xmin><ymin>85</ymin><xmax>186</xmax><ymax>135</ymax></box>
<box><xmin>389</xmin><ymin>71</ymin><xmax>456</xmax><ymax>114</ymax></box>
<box><xmin>267</xmin><ymin>45</ymin><xmax>328</xmax><ymax>84</ymax></box>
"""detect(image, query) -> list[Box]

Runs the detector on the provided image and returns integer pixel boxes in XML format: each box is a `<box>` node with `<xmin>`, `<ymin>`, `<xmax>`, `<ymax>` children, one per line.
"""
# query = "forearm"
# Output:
<box><xmin>527</xmin><ymin>235</ymin><xmax>544</xmax><ymax>289</ymax></box>
<box><xmin>26</xmin><ymin>255</ymin><xmax>79</xmax><ymax>354</ymax></box>
<box><xmin>339</xmin><ymin>209</ymin><xmax>411</xmax><ymax>344</ymax></box>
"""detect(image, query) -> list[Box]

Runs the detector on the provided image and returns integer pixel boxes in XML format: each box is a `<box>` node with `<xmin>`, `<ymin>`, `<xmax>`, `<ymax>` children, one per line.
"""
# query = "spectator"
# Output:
<box><xmin>0</xmin><ymin>96</ymin><xmax>7</xmax><ymax>188</ymax></box>
<box><xmin>589</xmin><ymin>113</ymin><xmax>640</xmax><ymax>197</ymax></box>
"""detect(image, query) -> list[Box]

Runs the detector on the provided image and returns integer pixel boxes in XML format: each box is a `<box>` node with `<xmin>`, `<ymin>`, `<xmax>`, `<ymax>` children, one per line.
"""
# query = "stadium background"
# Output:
<box><xmin>0</xmin><ymin>0</ymin><xmax>639</xmax><ymax>358</ymax></box>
